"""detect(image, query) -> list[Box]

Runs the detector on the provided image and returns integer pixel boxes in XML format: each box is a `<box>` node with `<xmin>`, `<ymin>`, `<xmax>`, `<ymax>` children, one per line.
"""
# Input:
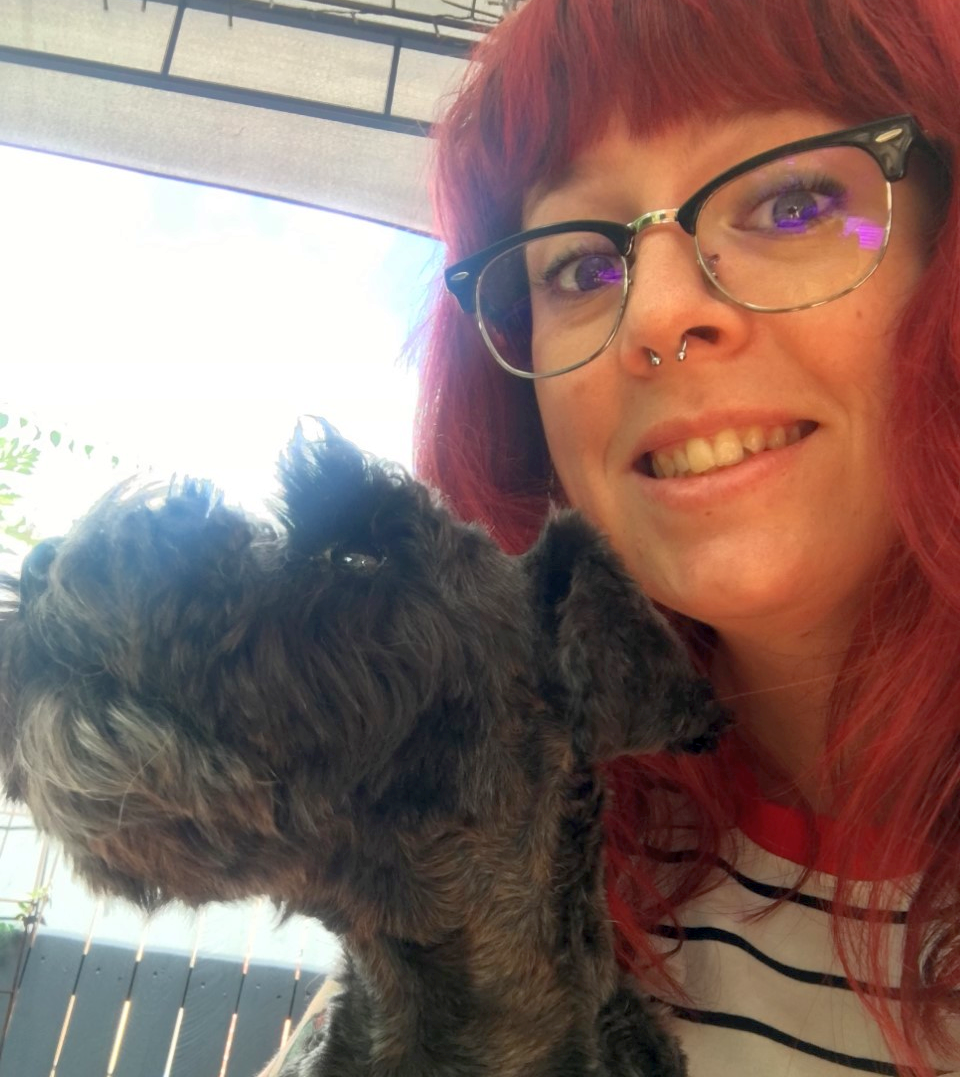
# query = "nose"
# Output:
<box><xmin>20</xmin><ymin>538</ymin><xmax>61</xmax><ymax>603</ymax></box>
<box><xmin>613</xmin><ymin>220</ymin><xmax>750</xmax><ymax>374</ymax></box>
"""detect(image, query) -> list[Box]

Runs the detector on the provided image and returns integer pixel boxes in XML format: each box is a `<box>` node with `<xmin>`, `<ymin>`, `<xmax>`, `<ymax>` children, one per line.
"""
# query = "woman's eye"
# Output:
<box><xmin>736</xmin><ymin>176</ymin><xmax>847</xmax><ymax>234</ymax></box>
<box><xmin>542</xmin><ymin>251</ymin><xmax>624</xmax><ymax>294</ymax></box>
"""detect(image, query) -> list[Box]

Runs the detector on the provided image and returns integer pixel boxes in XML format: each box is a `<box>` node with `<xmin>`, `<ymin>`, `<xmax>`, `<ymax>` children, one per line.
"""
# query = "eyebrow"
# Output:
<box><xmin>530</xmin><ymin>158</ymin><xmax>593</xmax><ymax>204</ymax></box>
<box><xmin>528</xmin><ymin>113</ymin><xmax>767</xmax><ymax>209</ymax></box>
<box><xmin>524</xmin><ymin>159</ymin><xmax>602</xmax><ymax>224</ymax></box>
<box><xmin>539</xmin><ymin>159</ymin><xmax>583</xmax><ymax>194</ymax></box>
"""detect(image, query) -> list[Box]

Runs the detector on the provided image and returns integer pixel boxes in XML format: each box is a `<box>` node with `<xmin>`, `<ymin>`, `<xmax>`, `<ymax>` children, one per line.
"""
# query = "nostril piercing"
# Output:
<box><xmin>648</xmin><ymin>337</ymin><xmax>687</xmax><ymax>367</ymax></box>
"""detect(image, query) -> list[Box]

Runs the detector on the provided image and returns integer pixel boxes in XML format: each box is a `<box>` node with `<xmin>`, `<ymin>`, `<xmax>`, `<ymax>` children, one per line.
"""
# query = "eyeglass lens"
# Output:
<box><xmin>475</xmin><ymin>143</ymin><xmax>892</xmax><ymax>376</ymax></box>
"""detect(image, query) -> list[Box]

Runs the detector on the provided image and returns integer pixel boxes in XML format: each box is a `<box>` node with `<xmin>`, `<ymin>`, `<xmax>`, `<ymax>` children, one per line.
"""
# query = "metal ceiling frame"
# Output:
<box><xmin>0</xmin><ymin>0</ymin><xmax>520</xmax><ymax>231</ymax></box>
<box><xmin>0</xmin><ymin>0</ymin><xmax>483</xmax><ymax>141</ymax></box>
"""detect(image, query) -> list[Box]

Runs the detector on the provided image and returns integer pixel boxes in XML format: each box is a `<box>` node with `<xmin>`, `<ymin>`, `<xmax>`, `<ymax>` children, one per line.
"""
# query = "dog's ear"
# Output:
<box><xmin>274</xmin><ymin>418</ymin><xmax>412</xmax><ymax>564</ymax></box>
<box><xmin>524</xmin><ymin>512</ymin><xmax>724</xmax><ymax>758</ymax></box>
<box><xmin>275</xmin><ymin>418</ymin><xmax>366</xmax><ymax>550</ymax></box>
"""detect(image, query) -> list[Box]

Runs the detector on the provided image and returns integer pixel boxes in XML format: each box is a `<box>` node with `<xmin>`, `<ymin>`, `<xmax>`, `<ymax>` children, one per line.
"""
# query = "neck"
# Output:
<box><xmin>709</xmin><ymin>627</ymin><xmax>851</xmax><ymax>813</ymax></box>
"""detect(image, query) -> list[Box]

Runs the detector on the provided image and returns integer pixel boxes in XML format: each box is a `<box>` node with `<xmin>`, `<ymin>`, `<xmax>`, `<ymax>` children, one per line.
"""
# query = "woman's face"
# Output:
<box><xmin>527</xmin><ymin>111</ymin><xmax>933</xmax><ymax>645</ymax></box>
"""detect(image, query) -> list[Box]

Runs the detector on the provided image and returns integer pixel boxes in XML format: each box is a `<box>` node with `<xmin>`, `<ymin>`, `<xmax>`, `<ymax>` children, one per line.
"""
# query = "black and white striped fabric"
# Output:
<box><xmin>275</xmin><ymin>778</ymin><xmax>960</xmax><ymax>1075</ymax></box>
<box><xmin>648</xmin><ymin>799</ymin><xmax>960</xmax><ymax>1076</ymax></box>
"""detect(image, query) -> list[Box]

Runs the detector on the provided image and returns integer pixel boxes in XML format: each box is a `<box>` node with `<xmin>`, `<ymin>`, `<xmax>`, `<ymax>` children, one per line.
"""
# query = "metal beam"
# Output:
<box><xmin>132</xmin><ymin>0</ymin><xmax>483</xmax><ymax>51</ymax></box>
<box><xmin>0</xmin><ymin>44</ymin><xmax>432</xmax><ymax>136</ymax></box>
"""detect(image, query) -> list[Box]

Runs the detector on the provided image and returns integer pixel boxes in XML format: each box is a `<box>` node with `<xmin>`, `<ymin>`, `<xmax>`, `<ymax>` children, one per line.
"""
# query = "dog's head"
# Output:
<box><xmin>0</xmin><ymin>422</ymin><xmax>722</xmax><ymax>921</ymax></box>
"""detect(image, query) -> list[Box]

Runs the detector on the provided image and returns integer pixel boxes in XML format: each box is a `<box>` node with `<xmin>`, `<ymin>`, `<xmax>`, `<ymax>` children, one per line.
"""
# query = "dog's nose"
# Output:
<box><xmin>20</xmin><ymin>538</ymin><xmax>62</xmax><ymax>602</ymax></box>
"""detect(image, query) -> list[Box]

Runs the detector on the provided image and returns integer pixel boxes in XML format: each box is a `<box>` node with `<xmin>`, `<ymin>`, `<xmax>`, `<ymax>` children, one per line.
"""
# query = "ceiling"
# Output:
<box><xmin>0</xmin><ymin>0</ymin><xmax>514</xmax><ymax>235</ymax></box>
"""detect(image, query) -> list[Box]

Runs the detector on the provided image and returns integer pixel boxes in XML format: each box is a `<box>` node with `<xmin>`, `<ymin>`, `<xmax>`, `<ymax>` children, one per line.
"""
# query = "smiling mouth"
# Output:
<box><xmin>638</xmin><ymin>420</ymin><xmax>819</xmax><ymax>479</ymax></box>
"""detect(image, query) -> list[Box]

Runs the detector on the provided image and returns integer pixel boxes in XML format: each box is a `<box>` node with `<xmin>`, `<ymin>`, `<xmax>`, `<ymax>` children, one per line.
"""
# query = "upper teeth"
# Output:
<box><xmin>650</xmin><ymin>424</ymin><xmax>806</xmax><ymax>478</ymax></box>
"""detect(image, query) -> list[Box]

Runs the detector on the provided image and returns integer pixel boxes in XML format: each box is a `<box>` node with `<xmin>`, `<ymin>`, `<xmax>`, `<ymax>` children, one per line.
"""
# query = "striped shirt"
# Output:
<box><xmin>279</xmin><ymin>776</ymin><xmax>960</xmax><ymax>1076</ymax></box>
<box><xmin>648</xmin><ymin>776</ymin><xmax>960</xmax><ymax>1076</ymax></box>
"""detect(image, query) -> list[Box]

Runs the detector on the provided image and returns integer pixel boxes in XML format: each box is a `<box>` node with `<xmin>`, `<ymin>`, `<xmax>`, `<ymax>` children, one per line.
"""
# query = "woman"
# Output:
<box><xmin>264</xmin><ymin>1</ymin><xmax>959</xmax><ymax>1074</ymax></box>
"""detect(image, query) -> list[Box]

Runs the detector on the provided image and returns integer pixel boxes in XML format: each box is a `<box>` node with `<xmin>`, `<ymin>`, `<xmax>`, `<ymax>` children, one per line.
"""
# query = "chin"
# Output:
<box><xmin>634</xmin><ymin>557</ymin><xmax>832</xmax><ymax>636</ymax></box>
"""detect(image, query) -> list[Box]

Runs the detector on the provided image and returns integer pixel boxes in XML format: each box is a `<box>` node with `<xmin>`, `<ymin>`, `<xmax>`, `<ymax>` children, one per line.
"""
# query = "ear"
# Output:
<box><xmin>524</xmin><ymin>512</ymin><xmax>726</xmax><ymax>758</ymax></box>
<box><xmin>275</xmin><ymin>418</ymin><xmax>366</xmax><ymax>549</ymax></box>
<box><xmin>274</xmin><ymin>417</ymin><xmax>412</xmax><ymax>562</ymax></box>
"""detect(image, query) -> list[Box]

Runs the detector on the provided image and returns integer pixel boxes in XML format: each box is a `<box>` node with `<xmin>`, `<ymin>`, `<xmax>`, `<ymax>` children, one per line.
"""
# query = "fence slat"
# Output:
<box><xmin>169</xmin><ymin>955</ymin><xmax>243</xmax><ymax>1077</ymax></box>
<box><xmin>290</xmin><ymin>966</ymin><xmax>326</xmax><ymax>1028</ymax></box>
<box><xmin>56</xmin><ymin>941</ymin><xmax>137</xmax><ymax>1077</ymax></box>
<box><xmin>0</xmin><ymin>928</ymin><xmax>27</xmax><ymax>1001</ymax></box>
<box><xmin>0</xmin><ymin>933</ymin><xmax>84</xmax><ymax>1077</ymax></box>
<box><xmin>113</xmin><ymin>948</ymin><xmax>192</xmax><ymax>1077</ymax></box>
<box><xmin>224</xmin><ymin>964</ymin><xmax>299</xmax><ymax>1077</ymax></box>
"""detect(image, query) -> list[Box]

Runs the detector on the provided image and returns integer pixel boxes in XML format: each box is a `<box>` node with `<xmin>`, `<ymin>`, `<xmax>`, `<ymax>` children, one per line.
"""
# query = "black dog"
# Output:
<box><xmin>0</xmin><ymin>421</ymin><xmax>726</xmax><ymax>1075</ymax></box>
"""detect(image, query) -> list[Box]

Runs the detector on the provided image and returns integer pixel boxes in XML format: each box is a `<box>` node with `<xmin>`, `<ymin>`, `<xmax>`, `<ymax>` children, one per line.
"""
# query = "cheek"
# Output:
<box><xmin>809</xmin><ymin>305</ymin><xmax>892</xmax><ymax>402</ymax></box>
<box><xmin>534</xmin><ymin>377</ymin><xmax>610</xmax><ymax>503</ymax></box>
<box><xmin>790</xmin><ymin>242</ymin><xmax>919</xmax><ymax>413</ymax></box>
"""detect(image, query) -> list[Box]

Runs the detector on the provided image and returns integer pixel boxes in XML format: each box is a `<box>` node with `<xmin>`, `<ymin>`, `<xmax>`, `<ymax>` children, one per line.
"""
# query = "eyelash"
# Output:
<box><xmin>741</xmin><ymin>171</ymin><xmax>847</xmax><ymax>214</ymax></box>
<box><xmin>536</xmin><ymin>243</ymin><xmax>617</xmax><ymax>286</ymax></box>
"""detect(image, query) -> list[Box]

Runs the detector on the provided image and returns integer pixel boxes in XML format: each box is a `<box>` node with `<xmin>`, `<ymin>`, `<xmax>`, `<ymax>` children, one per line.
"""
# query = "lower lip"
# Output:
<box><xmin>633</xmin><ymin>429</ymin><xmax>818</xmax><ymax>509</ymax></box>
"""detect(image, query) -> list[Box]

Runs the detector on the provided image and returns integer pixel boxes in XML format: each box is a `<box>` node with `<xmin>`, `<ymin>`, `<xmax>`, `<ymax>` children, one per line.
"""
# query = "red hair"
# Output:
<box><xmin>414</xmin><ymin>1</ymin><xmax>960</xmax><ymax>1071</ymax></box>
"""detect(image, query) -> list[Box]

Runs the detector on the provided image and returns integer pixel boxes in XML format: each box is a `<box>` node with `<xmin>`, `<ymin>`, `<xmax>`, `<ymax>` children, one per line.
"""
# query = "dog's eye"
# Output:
<box><xmin>328</xmin><ymin>546</ymin><xmax>384</xmax><ymax>575</ymax></box>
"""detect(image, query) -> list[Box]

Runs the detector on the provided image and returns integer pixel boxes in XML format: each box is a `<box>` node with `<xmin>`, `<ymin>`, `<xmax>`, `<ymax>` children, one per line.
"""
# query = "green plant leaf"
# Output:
<box><xmin>0</xmin><ymin>412</ymin><xmax>123</xmax><ymax>558</ymax></box>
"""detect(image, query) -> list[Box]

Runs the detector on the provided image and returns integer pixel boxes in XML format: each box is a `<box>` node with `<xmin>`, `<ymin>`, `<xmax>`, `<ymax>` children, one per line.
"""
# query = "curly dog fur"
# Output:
<box><xmin>0</xmin><ymin>421</ymin><xmax>726</xmax><ymax>1075</ymax></box>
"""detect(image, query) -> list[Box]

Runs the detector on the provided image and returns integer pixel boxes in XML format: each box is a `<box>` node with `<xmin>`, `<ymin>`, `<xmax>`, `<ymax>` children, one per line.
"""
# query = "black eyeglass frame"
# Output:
<box><xmin>444</xmin><ymin>115</ymin><xmax>944</xmax><ymax>376</ymax></box>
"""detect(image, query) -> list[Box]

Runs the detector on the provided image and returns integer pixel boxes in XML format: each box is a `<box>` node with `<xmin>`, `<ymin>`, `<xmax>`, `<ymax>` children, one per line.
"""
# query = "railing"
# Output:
<box><xmin>0</xmin><ymin>805</ymin><xmax>338</xmax><ymax>1077</ymax></box>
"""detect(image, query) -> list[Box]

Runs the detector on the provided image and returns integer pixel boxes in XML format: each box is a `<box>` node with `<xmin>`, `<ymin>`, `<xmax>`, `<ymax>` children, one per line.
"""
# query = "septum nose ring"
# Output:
<box><xmin>648</xmin><ymin>336</ymin><xmax>688</xmax><ymax>366</ymax></box>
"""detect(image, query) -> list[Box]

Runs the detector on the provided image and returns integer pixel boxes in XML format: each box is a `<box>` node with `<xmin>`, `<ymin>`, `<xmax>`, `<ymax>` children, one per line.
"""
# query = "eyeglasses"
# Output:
<box><xmin>444</xmin><ymin>115</ymin><xmax>941</xmax><ymax>379</ymax></box>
